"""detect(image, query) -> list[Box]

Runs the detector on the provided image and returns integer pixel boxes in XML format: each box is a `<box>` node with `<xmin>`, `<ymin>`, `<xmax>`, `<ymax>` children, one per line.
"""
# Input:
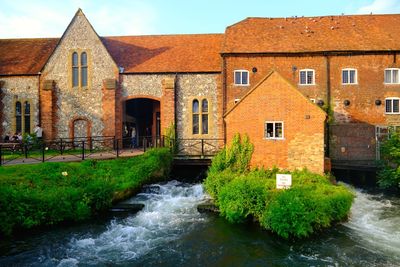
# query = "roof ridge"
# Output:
<box><xmin>245</xmin><ymin>13</ymin><xmax>400</xmax><ymax>20</ymax></box>
<box><xmin>102</xmin><ymin>33</ymin><xmax>223</xmax><ymax>38</ymax></box>
<box><xmin>0</xmin><ymin>37</ymin><xmax>59</xmax><ymax>41</ymax></box>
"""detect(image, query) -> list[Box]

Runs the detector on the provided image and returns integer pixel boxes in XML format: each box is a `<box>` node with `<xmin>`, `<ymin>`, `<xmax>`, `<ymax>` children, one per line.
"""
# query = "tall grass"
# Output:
<box><xmin>0</xmin><ymin>148</ymin><xmax>172</xmax><ymax>236</ymax></box>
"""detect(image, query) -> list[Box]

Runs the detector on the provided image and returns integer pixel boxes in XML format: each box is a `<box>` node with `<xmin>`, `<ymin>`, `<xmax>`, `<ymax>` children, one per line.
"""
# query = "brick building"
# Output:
<box><xmin>1</xmin><ymin>10</ymin><xmax>400</xmax><ymax>173</ymax></box>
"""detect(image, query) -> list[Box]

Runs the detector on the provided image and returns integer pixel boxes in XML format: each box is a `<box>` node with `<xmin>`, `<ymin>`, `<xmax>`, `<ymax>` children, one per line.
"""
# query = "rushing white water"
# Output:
<box><xmin>1</xmin><ymin>182</ymin><xmax>399</xmax><ymax>266</ymax></box>
<box><xmin>344</xmin><ymin>188</ymin><xmax>400</xmax><ymax>259</ymax></box>
<box><xmin>57</xmin><ymin>181</ymin><xmax>208</xmax><ymax>266</ymax></box>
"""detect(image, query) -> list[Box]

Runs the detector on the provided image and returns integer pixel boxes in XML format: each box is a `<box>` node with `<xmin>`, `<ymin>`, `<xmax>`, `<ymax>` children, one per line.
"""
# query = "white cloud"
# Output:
<box><xmin>0</xmin><ymin>0</ymin><xmax>158</xmax><ymax>38</ymax></box>
<box><xmin>357</xmin><ymin>0</ymin><xmax>400</xmax><ymax>14</ymax></box>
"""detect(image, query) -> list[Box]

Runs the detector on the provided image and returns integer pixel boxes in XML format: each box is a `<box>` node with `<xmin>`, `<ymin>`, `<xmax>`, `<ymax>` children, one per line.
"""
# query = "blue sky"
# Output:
<box><xmin>0</xmin><ymin>0</ymin><xmax>400</xmax><ymax>38</ymax></box>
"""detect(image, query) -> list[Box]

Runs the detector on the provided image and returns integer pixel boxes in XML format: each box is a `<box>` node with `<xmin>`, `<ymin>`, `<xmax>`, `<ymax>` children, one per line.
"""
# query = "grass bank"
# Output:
<box><xmin>0</xmin><ymin>148</ymin><xmax>173</xmax><ymax>236</ymax></box>
<box><xmin>204</xmin><ymin>134</ymin><xmax>354</xmax><ymax>239</ymax></box>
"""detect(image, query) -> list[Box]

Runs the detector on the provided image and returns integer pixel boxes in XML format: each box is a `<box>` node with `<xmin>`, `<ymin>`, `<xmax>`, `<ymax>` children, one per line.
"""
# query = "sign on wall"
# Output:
<box><xmin>276</xmin><ymin>174</ymin><xmax>292</xmax><ymax>189</ymax></box>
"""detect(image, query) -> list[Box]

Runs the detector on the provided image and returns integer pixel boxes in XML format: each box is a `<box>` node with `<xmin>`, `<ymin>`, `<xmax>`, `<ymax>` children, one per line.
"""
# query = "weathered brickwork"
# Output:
<box><xmin>224</xmin><ymin>55</ymin><xmax>328</xmax><ymax>112</ymax></box>
<box><xmin>225</xmin><ymin>72</ymin><xmax>326</xmax><ymax>174</ymax></box>
<box><xmin>0</xmin><ymin>76</ymin><xmax>39</xmax><ymax>135</ymax></box>
<box><xmin>41</xmin><ymin>11</ymin><xmax>118</xmax><ymax>139</ymax></box>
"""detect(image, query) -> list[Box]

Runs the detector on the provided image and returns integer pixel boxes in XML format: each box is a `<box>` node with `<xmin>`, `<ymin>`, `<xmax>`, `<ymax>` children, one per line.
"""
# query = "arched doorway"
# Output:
<box><xmin>123</xmin><ymin>98</ymin><xmax>160</xmax><ymax>147</ymax></box>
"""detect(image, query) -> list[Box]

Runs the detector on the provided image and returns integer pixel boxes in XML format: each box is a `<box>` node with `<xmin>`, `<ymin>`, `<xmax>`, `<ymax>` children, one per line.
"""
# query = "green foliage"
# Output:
<box><xmin>260</xmin><ymin>184</ymin><xmax>353</xmax><ymax>239</ymax></box>
<box><xmin>378</xmin><ymin>132</ymin><xmax>400</xmax><ymax>190</ymax></box>
<box><xmin>218</xmin><ymin>175</ymin><xmax>270</xmax><ymax>223</ymax></box>
<box><xmin>204</xmin><ymin>165</ymin><xmax>354</xmax><ymax>239</ymax></box>
<box><xmin>208</xmin><ymin>133</ymin><xmax>254</xmax><ymax>174</ymax></box>
<box><xmin>164</xmin><ymin>123</ymin><xmax>177</xmax><ymax>154</ymax></box>
<box><xmin>0</xmin><ymin>148</ymin><xmax>172</xmax><ymax>236</ymax></box>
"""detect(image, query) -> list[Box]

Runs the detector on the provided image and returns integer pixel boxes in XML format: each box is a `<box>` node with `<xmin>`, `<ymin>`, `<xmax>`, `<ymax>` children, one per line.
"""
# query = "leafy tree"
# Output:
<box><xmin>378</xmin><ymin>132</ymin><xmax>400</xmax><ymax>190</ymax></box>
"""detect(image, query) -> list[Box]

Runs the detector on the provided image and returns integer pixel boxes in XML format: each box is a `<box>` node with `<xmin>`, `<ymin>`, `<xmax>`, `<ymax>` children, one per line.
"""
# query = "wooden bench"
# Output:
<box><xmin>0</xmin><ymin>142</ymin><xmax>22</xmax><ymax>151</ymax></box>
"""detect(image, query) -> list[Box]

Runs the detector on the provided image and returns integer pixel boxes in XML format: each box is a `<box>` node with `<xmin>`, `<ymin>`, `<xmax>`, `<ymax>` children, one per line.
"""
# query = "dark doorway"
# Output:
<box><xmin>123</xmin><ymin>98</ymin><xmax>160</xmax><ymax>147</ymax></box>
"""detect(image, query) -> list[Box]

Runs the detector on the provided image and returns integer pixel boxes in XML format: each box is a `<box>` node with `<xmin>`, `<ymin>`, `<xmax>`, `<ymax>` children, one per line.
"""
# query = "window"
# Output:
<box><xmin>342</xmin><ymin>68</ymin><xmax>357</xmax><ymax>84</ymax></box>
<box><xmin>71</xmin><ymin>51</ymin><xmax>89</xmax><ymax>88</ymax></box>
<box><xmin>192</xmin><ymin>98</ymin><xmax>210</xmax><ymax>135</ymax></box>
<box><xmin>201</xmin><ymin>99</ymin><xmax>208</xmax><ymax>134</ymax></box>
<box><xmin>81</xmin><ymin>52</ymin><xmax>88</xmax><ymax>87</ymax></box>
<box><xmin>265</xmin><ymin>121</ymin><xmax>284</xmax><ymax>139</ymax></box>
<box><xmin>234</xmin><ymin>70</ymin><xmax>249</xmax><ymax>85</ymax></box>
<box><xmin>384</xmin><ymin>68</ymin><xmax>400</xmax><ymax>84</ymax></box>
<box><xmin>15</xmin><ymin>101</ymin><xmax>22</xmax><ymax>133</ymax></box>
<box><xmin>72</xmin><ymin>52</ymin><xmax>79</xmax><ymax>87</ymax></box>
<box><xmin>385</xmin><ymin>98</ymin><xmax>400</xmax><ymax>114</ymax></box>
<box><xmin>299</xmin><ymin>69</ymin><xmax>315</xmax><ymax>85</ymax></box>
<box><xmin>192</xmin><ymin>99</ymin><xmax>199</xmax><ymax>134</ymax></box>
<box><xmin>24</xmin><ymin>101</ymin><xmax>31</xmax><ymax>133</ymax></box>
<box><xmin>14</xmin><ymin>100</ymin><xmax>32</xmax><ymax>133</ymax></box>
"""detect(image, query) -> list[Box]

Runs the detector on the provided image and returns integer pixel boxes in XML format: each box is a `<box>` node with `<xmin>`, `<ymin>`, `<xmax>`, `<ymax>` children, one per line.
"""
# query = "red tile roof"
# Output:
<box><xmin>101</xmin><ymin>34</ymin><xmax>223</xmax><ymax>73</ymax></box>
<box><xmin>223</xmin><ymin>14</ymin><xmax>400</xmax><ymax>53</ymax></box>
<box><xmin>0</xmin><ymin>34</ymin><xmax>223</xmax><ymax>75</ymax></box>
<box><xmin>0</xmin><ymin>38</ymin><xmax>59</xmax><ymax>75</ymax></box>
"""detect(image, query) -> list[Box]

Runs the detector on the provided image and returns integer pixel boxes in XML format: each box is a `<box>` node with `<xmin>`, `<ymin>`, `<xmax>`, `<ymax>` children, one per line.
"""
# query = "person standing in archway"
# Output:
<box><xmin>131</xmin><ymin>124</ymin><xmax>137</xmax><ymax>149</ymax></box>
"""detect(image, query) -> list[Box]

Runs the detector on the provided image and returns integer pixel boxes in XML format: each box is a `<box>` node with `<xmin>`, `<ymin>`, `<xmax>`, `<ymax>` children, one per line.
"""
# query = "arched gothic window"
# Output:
<box><xmin>71</xmin><ymin>51</ymin><xmax>89</xmax><ymax>88</ymax></box>
<box><xmin>15</xmin><ymin>101</ymin><xmax>22</xmax><ymax>133</ymax></box>
<box><xmin>192</xmin><ymin>98</ymin><xmax>210</xmax><ymax>135</ymax></box>
<box><xmin>192</xmin><ymin>99</ymin><xmax>199</xmax><ymax>134</ymax></box>
<box><xmin>81</xmin><ymin>52</ymin><xmax>88</xmax><ymax>87</ymax></box>
<box><xmin>24</xmin><ymin>101</ymin><xmax>31</xmax><ymax>133</ymax></box>
<box><xmin>72</xmin><ymin>52</ymin><xmax>79</xmax><ymax>87</ymax></box>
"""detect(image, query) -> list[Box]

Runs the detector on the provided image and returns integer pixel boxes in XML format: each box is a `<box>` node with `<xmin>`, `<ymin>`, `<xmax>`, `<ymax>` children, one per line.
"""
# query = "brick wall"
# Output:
<box><xmin>225</xmin><ymin>71</ymin><xmax>326</xmax><ymax>174</ymax></box>
<box><xmin>39</xmin><ymin>79</ymin><xmax>57</xmax><ymax>140</ymax></box>
<box><xmin>224</xmin><ymin>55</ymin><xmax>328</xmax><ymax>112</ymax></box>
<box><xmin>102</xmin><ymin>79</ymin><xmax>116</xmax><ymax>137</ymax></box>
<box><xmin>161</xmin><ymin>78</ymin><xmax>175</xmax><ymax>135</ymax></box>
<box><xmin>224</xmin><ymin>53</ymin><xmax>400</xmax><ymax>164</ymax></box>
<box><xmin>330</xmin><ymin>124</ymin><xmax>376</xmax><ymax>162</ymax></box>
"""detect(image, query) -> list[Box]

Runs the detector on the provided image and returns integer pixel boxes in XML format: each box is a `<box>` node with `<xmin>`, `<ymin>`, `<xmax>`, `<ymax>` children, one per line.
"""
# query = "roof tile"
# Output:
<box><xmin>223</xmin><ymin>14</ymin><xmax>400</xmax><ymax>53</ymax></box>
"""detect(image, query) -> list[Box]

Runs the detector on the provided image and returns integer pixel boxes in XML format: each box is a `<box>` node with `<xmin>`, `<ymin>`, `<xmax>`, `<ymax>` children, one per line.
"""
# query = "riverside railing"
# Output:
<box><xmin>0</xmin><ymin>135</ymin><xmax>224</xmax><ymax>166</ymax></box>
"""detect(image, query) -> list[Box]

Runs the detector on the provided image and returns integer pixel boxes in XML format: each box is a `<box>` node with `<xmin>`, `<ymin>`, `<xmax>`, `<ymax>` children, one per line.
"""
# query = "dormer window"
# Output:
<box><xmin>234</xmin><ymin>70</ymin><xmax>249</xmax><ymax>85</ymax></box>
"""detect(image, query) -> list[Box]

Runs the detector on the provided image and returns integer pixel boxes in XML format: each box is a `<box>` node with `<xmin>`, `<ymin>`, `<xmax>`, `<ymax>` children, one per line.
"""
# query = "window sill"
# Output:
<box><xmin>385</xmin><ymin>112</ymin><xmax>400</xmax><ymax>115</ymax></box>
<box><xmin>384</xmin><ymin>83</ymin><xmax>400</xmax><ymax>85</ymax></box>
<box><xmin>342</xmin><ymin>83</ymin><xmax>358</xmax><ymax>85</ymax></box>
<box><xmin>264</xmin><ymin>137</ymin><xmax>285</xmax><ymax>140</ymax></box>
<box><xmin>298</xmin><ymin>84</ymin><xmax>316</xmax><ymax>86</ymax></box>
<box><xmin>233</xmin><ymin>84</ymin><xmax>250</xmax><ymax>87</ymax></box>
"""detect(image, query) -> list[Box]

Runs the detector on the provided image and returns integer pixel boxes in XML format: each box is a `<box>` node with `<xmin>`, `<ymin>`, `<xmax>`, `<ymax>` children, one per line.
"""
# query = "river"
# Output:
<box><xmin>0</xmin><ymin>181</ymin><xmax>399</xmax><ymax>266</ymax></box>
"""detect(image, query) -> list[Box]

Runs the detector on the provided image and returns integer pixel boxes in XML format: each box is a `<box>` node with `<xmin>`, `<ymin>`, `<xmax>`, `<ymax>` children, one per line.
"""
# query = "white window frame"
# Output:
<box><xmin>384</xmin><ymin>68</ymin><xmax>400</xmax><ymax>84</ymax></box>
<box><xmin>234</xmin><ymin>70</ymin><xmax>249</xmax><ymax>86</ymax></box>
<box><xmin>264</xmin><ymin>121</ymin><xmax>284</xmax><ymax>140</ymax></box>
<box><xmin>342</xmin><ymin>68</ymin><xmax>358</xmax><ymax>85</ymax></box>
<box><xmin>385</xmin><ymin>97</ymin><xmax>400</xmax><ymax>114</ymax></box>
<box><xmin>310</xmin><ymin>98</ymin><xmax>316</xmax><ymax>103</ymax></box>
<box><xmin>299</xmin><ymin>69</ymin><xmax>315</xmax><ymax>85</ymax></box>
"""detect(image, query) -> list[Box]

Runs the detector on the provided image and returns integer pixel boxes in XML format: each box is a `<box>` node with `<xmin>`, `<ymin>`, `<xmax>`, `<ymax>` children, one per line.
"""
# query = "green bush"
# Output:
<box><xmin>0</xmin><ymin>148</ymin><xmax>172</xmax><ymax>236</ymax></box>
<box><xmin>208</xmin><ymin>133</ymin><xmax>254</xmax><ymax>175</ymax></box>
<box><xmin>204</xmin><ymin>137</ymin><xmax>354</xmax><ymax>239</ymax></box>
<box><xmin>260</xmin><ymin>183</ymin><xmax>353</xmax><ymax>239</ymax></box>
<box><xmin>378</xmin><ymin>132</ymin><xmax>400</xmax><ymax>190</ymax></box>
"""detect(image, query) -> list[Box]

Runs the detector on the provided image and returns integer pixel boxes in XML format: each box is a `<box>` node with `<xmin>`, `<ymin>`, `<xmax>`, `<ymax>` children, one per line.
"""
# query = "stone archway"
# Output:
<box><xmin>121</xmin><ymin>96</ymin><xmax>160</xmax><ymax>147</ymax></box>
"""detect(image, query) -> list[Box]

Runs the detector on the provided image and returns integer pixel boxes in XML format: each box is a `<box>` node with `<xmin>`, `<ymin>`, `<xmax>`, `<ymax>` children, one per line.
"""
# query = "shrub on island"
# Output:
<box><xmin>204</xmin><ymin>134</ymin><xmax>354</xmax><ymax>239</ymax></box>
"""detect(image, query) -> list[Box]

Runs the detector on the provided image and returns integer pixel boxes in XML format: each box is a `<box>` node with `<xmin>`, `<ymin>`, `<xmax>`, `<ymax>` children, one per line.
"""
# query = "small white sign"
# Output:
<box><xmin>276</xmin><ymin>174</ymin><xmax>292</xmax><ymax>189</ymax></box>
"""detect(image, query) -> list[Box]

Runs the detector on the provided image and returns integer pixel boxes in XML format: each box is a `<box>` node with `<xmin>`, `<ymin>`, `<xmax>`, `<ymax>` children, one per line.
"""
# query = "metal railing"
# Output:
<box><xmin>0</xmin><ymin>135</ymin><xmax>224</xmax><ymax>166</ymax></box>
